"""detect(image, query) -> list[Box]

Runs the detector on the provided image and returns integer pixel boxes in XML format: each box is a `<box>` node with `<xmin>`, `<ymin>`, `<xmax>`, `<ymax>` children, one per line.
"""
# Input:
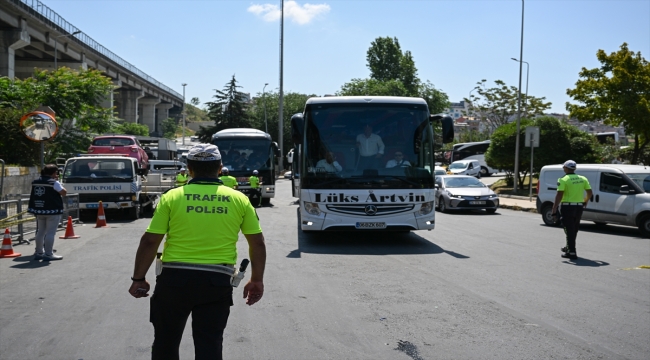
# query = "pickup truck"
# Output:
<box><xmin>61</xmin><ymin>155</ymin><xmax>175</xmax><ymax>220</ymax></box>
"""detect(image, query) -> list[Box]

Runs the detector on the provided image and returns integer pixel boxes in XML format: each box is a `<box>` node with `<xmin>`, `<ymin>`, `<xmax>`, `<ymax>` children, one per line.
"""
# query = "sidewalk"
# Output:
<box><xmin>498</xmin><ymin>194</ymin><xmax>538</xmax><ymax>213</ymax></box>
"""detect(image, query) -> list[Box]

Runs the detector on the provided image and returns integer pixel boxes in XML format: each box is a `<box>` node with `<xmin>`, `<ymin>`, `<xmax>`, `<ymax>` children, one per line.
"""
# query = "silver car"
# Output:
<box><xmin>435</xmin><ymin>175</ymin><xmax>499</xmax><ymax>213</ymax></box>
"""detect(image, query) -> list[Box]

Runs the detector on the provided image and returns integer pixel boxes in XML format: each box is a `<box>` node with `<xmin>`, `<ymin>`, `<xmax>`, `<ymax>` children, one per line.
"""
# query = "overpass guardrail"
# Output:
<box><xmin>11</xmin><ymin>0</ymin><xmax>183</xmax><ymax>100</ymax></box>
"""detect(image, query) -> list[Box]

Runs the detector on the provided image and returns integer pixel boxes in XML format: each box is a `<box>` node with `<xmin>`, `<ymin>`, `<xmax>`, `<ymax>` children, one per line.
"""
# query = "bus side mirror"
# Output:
<box><xmin>291</xmin><ymin>113</ymin><xmax>304</xmax><ymax>145</ymax></box>
<box><xmin>271</xmin><ymin>142</ymin><xmax>280</xmax><ymax>157</ymax></box>
<box><xmin>430</xmin><ymin>114</ymin><xmax>455</xmax><ymax>144</ymax></box>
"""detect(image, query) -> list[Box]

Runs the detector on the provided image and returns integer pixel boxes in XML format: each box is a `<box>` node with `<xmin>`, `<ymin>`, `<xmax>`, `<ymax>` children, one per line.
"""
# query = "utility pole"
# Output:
<box><xmin>263</xmin><ymin>83</ymin><xmax>268</xmax><ymax>133</ymax></box>
<box><xmin>512</xmin><ymin>58</ymin><xmax>529</xmax><ymax>117</ymax></box>
<box><xmin>278</xmin><ymin>0</ymin><xmax>285</xmax><ymax>171</ymax></box>
<box><xmin>182</xmin><ymin>83</ymin><xmax>187</xmax><ymax>145</ymax></box>
<box><xmin>513</xmin><ymin>0</ymin><xmax>525</xmax><ymax>193</ymax></box>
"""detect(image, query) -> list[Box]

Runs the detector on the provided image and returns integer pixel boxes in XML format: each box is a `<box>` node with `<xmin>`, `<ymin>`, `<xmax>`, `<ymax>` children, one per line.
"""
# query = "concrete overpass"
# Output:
<box><xmin>0</xmin><ymin>0</ymin><xmax>183</xmax><ymax>136</ymax></box>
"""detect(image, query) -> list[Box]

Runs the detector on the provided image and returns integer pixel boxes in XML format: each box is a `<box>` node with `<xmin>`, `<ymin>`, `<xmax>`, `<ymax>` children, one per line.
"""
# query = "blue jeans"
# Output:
<box><xmin>34</xmin><ymin>214</ymin><xmax>62</xmax><ymax>255</ymax></box>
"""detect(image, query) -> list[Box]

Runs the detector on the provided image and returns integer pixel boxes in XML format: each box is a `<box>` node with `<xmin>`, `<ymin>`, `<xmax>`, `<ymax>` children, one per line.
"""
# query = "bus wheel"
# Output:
<box><xmin>261</xmin><ymin>198</ymin><xmax>270</xmax><ymax>206</ymax></box>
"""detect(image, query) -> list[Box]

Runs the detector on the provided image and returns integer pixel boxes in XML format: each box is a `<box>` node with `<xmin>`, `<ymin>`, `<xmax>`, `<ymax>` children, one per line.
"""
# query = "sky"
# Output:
<box><xmin>43</xmin><ymin>0</ymin><xmax>649</xmax><ymax>114</ymax></box>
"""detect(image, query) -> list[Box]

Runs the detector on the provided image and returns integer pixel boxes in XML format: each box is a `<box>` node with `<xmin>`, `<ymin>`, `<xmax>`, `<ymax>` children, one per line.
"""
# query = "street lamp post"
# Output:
<box><xmin>468</xmin><ymin>86</ymin><xmax>479</xmax><ymax>142</ymax></box>
<box><xmin>512</xmin><ymin>58</ymin><xmax>529</xmax><ymax>116</ymax></box>
<box><xmin>278</xmin><ymin>0</ymin><xmax>285</xmax><ymax>171</ymax></box>
<box><xmin>54</xmin><ymin>31</ymin><xmax>81</xmax><ymax>69</ymax></box>
<box><xmin>513</xmin><ymin>0</ymin><xmax>525</xmax><ymax>193</ymax></box>
<box><xmin>263</xmin><ymin>83</ymin><xmax>268</xmax><ymax>133</ymax></box>
<box><xmin>181</xmin><ymin>83</ymin><xmax>187</xmax><ymax>145</ymax></box>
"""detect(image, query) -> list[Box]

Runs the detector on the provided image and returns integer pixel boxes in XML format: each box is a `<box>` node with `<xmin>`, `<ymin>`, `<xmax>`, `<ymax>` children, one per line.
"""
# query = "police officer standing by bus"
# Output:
<box><xmin>128</xmin><ymin>144</ymin><xmax>266</xmax><ymax>360</ymax></box>
<box><xmin>552</xmin><ymin>160</ymin><xmax>593</xmax><ymax>260</ymax></box>
<box><xmin>249</xmin><ymin>170</ymin><xmax>262</xmax><ymax>207</ymax></box>
<box><xmin>219</xmin><ymin>168</ymin><xmax>238</xmax><ymax>189</ymax></box>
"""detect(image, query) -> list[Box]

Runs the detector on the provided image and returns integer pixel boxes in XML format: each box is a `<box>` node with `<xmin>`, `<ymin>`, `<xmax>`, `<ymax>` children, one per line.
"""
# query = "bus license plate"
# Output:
<box><xmin>355</xmin><ymin>222</ymin><xmax>386</xmax><ymax>229</ymax></box>
<box><xmin>469</xmin><ymin>201</ymin><xmax>486</xmax><ymax>205</ymax></box>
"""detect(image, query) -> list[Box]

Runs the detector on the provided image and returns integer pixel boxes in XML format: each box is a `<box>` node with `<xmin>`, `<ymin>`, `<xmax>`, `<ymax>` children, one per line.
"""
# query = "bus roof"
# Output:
<box><xmin>305</xmin><ymin>96</ymin><xmax>427</xmax><ymax>105</ymax></box>
<box><xmin>211</xmin><ymin>128</ymin><xmax>272</xmax><ymax>141</ymax></box>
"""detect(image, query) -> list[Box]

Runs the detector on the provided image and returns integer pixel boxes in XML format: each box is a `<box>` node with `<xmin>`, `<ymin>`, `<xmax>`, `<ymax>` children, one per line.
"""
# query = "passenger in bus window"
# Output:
<box><xmin>385</xmin><ymin>151</ymin><xmax>411</xmax><ymax>168</ymax></box>
<box><xmin>316</xmin><ymin>152</ymin><xmax>342</xmax><ymax>173</ymax></box>
<box><xmin>356</xmin><ymin>124</ymin><xmax>385</xmax><ymax>169</ymax></box>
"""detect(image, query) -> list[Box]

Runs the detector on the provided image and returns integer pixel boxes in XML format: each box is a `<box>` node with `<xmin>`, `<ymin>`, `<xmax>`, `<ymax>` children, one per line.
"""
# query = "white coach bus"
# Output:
<box><xmin>290</xmin><ymin>96</ymin><xmax>454</xmax><ymax>232</ymax></box>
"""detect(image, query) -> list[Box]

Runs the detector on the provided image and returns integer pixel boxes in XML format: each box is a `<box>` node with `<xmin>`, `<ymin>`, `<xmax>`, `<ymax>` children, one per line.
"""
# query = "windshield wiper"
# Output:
<box><xmin>382</xmin><ymin>176</ymin><xmax>422</xmax><ymax>187</ymax></box>
<box><xmin>311</xmin><ymin>177</ymin><xmax>348</xmax><ymax>188</ymax></box>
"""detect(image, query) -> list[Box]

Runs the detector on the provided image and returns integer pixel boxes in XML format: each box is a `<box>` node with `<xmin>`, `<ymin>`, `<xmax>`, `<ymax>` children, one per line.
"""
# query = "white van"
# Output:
<box><xmin>447</xmin><ymin>159</ymin><xmax>481</xmax><ymax>178</ymax></box>
<box><xmin>536</xmin><ymin>164</ymin><xmax>650</xmax><ymax>237</ymax></box>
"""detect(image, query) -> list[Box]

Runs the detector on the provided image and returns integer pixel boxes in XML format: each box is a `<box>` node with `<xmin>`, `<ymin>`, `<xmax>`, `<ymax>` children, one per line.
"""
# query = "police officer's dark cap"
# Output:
<box><xmin>187</xmin><ymin>144</ymin><xmax>221</xmax><ymax>161</ymax></box>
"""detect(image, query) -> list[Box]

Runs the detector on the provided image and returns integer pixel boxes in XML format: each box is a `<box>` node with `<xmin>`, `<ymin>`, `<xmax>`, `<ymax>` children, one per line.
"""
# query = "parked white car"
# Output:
<box><xmin>447</xmin><ymin>159</ymin><xmax>481</xmax><ymax>178</ymax></box>
<box><xmin>536</xmin><ymin>164</ymin><xmax>650</xmax><ymax>237</ymax></box>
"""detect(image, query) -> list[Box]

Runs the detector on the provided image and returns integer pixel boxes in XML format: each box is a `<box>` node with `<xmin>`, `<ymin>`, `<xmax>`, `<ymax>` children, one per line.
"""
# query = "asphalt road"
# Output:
<box><xmin>1</xmin><ymin>179</ymin><xmax>648</xmax><ymax>360</ymax></box>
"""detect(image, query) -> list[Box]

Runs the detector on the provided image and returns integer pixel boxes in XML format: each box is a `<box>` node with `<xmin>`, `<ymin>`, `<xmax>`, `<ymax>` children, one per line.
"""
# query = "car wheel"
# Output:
<box><xmin>486</xmin><ymin>208</ymin><xmax>496</xmax><ymax>214</ymax></box>
<box><xmin>541</xmin><ymin>204</ymin><xmax>561</xmax><ymax>227</ymax></box>
<box><xmin>480</xmin><ymin>167</ymin><xmax>492</xmax><ymax>177</ymax></box>
<box><xmin>438</xmin><ymin>196</ymin><xmax>448</xmax><ymax>213</ymax></box>
<box><xmin>638</xmin><ymin>214</ymin><xmax>650</xmax><ymax>238</ymax></box>
<box><xmin>476</xmin><ymin>172</ymin><xmax>481</xmax><ymax>179</ymax></box>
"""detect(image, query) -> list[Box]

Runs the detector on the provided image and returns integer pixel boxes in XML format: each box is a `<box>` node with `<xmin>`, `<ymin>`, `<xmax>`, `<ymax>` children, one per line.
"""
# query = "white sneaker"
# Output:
<box><xmin>42</xmin><ymin>253</ymin><xmax>63</xmax><ymax>261</ymax></box>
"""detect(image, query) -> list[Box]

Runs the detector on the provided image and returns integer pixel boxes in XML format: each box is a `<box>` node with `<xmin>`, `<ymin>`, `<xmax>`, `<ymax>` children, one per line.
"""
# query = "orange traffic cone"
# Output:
<box><xmin>95</xmin><ymin>201</ymin><xmax>108</xmax><ymax>228</ymax></box>
<box><xmin>59</xmin><ymin>216</ymin><xmax>80</xmax><ymax>239</ymax></box>
<box><xmin>0</xmin><ymin>228</ymin><xmax>21</xmax><ymax>258</ymax></box>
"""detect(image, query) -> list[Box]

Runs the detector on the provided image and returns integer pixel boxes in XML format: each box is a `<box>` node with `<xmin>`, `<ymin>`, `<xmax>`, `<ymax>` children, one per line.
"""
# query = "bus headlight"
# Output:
<box><xmin>304</xmin><ymin>202</ymin><xmax>321</xmax><ymax>216</ymax></box>
<box><xmin>418</xmin><ymin>201</ymin><xmax>434</xmax><ymax>215</ymax></box>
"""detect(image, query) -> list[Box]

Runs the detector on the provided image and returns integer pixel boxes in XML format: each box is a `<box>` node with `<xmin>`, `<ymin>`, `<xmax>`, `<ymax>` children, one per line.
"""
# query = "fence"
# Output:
<box><xmin>0</xmin><ymin>194</ymin><xmax>80</xmax><ymax>245</ymax></box>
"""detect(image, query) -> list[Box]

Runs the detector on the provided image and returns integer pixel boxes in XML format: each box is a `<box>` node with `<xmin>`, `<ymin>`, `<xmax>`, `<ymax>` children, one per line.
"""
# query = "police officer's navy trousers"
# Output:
<box><xmin>560</xmin><ymin>204</ymin><xmax>584</xmax><ymax>252</ymax></box>
<box><xmin>150</xmin><ymin>268</ymin><xmax>233</xmax><ymax>360</ymax></box>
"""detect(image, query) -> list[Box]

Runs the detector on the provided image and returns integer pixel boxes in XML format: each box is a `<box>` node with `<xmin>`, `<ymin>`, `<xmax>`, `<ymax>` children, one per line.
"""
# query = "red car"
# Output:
<box><xmin>88</xmin><ymin>135</ymin><xmax>149</xmax><ymax>174</ymax></box>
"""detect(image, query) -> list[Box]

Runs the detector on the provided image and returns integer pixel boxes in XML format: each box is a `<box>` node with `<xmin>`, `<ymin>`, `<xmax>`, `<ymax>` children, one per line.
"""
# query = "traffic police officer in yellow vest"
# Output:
<box><xmin>249</xmin><ymin>169</ymin><xmax>262</xmax><ymax>207</ymax></box>
<box><xmin>219</xmin><ymin>167</ymin><xmax>238</xmax><ymax>189</ymax></box>
<box><xmin>128</xmin><ymin>144</ymin><xmax>266</xmax><ymax>360</ymax></box>
<box><xmin>552</xmin><ymin>160</ymin><xmax>592</xmax><ymax>260</ymax></box>
<box><xmin>175</xmin><ymin>167</ymin><xmax>189</xmax><ymax>187</ymax></box>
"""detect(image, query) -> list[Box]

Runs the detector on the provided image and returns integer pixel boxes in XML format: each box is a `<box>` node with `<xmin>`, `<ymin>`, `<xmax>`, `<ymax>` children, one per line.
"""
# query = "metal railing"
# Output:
<box><xmin>11</xmin><ymin>0</ymin><xmax>183</xmax><ymax>100</ymax></box>
<box><xmin>0</xmin><ymin>194</ymin><xmax>80</xmax><ymax>245</ymax></box>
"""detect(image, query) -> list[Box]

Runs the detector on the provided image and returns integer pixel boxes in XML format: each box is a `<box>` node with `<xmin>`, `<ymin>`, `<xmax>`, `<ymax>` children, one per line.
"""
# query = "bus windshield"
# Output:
<box><xmin>212</xmin><ymin>139</ymin><xmax>273</xmax><ymax>173</ymax></box>
<box><xmin>302</xmin><ymin>102</ymin><xmax>434</xmax><ymax>189</ymax></box>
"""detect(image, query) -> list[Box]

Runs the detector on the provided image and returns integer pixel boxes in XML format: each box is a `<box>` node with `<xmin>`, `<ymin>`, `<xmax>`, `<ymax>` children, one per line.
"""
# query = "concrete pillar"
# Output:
<box><xmin>156</xmin><ymin>103</ymin><xmax>174</xmax><ymax>137</ymax></box>
<box><xmin>101</xmin><ymin>80</ymin><xmax>122</xmax><ymax>112</ymax></box>
<box><xmin>140</xmin><ymin>97</ymin><xmax>161</xmax><ymax>135</ymax></box>
<box><xmin>0</xmin><ymin>18</ymin><xmax>30</xmax><ymax>79</ymax></box>
<box><xmin>116</xmin><ymin>89</ymin><xmax>144</xmax><ymax>123</ymax></box>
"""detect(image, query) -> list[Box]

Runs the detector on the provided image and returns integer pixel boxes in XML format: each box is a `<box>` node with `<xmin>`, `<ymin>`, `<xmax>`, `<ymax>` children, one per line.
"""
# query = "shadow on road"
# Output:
<box><xmin>561</xmin><ymin>258</ymin><xmax>610</xmax><ymax>267</ymax></box>
<box><xmin>9</xmin><ymin>255</ymin><xmax>52</xmax><ymax>269</ymax></box>
<box><xmin>287</xmin><ymin>209</ymin><xmax>470</xmax><ymax>258</ymax></box>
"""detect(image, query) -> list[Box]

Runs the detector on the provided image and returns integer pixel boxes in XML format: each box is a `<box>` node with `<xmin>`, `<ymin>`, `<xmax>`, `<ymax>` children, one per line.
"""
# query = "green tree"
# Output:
<box><xmin>247</xmin><ymin>90</ymin><xmax>315</xmax><ymax>162</ymax></box>
<box><xmin>0</xmin><ymin>67</ymin><xmax>115</xmax><ymax>165</ymax></box>
<box><xmin>366</xmin><ymin>37</ymin><xmax>405</xmax><ymax>83</ymax></box>
<box><xmin>161</xmin><ymin>117</ymin><xmax>179</xmax><ymax>139</ymax></box>
<box><xmin>205</xmin><ymin>75</ymin><xmax>252</xmax><ymax>130</ymax></box>
<box><xmin>485</xmin><ymin>116</ymin><xmax>600</xmax><ymax>189</ymax></box>
<box><xmin>340</xmin><ymin>36</ymin><xmax>449</xmax><ymax>114</ymax></box>
<box><xmin>566</xmin><ymin>43</ymin><xmax>650</xmax><ymax>163</ymax></box>
<box><xmin>114</xmin><ymin>122</ymin><xmax>149</xmax><ymax>136</ymax></box>
<box><xmin>466</xmin><ymin>79</ymin><xmax>552</xmax><ymax>132</ymax></box>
